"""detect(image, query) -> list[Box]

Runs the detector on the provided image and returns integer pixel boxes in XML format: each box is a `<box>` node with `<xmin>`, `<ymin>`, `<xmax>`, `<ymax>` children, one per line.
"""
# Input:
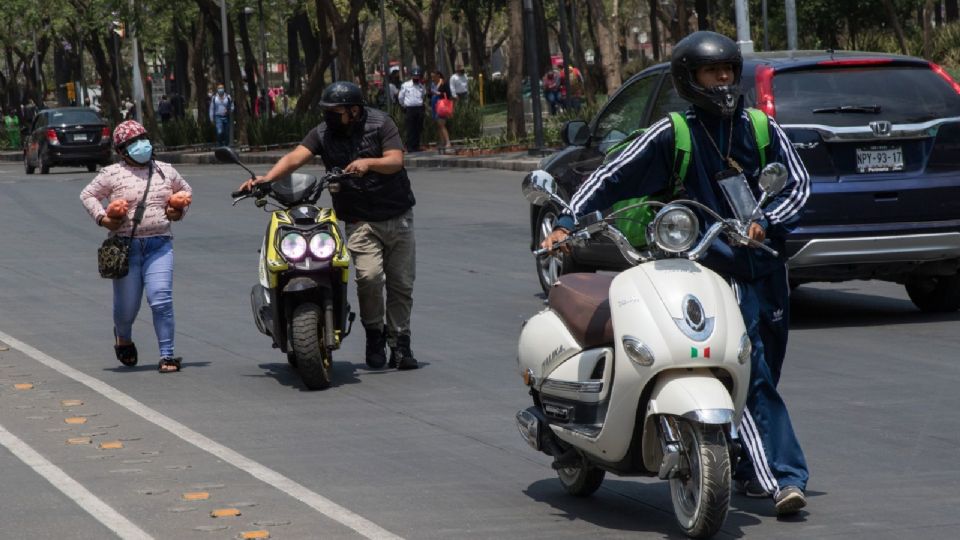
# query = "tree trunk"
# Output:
<box><xmin>533</xmin><ymin>0</ymin><xmax>551</xmax><ymax>77</ymax></box>
<box><xmin>238</xmin><ymin>11</ymin><xmax>260</xmax><ymax>115</ymax></box>
<box><xmin>585</xmin><ymin>0</ymin><xmax>622</xmax><ymax>95</ymax></box>
<box><xmin>569</xmin><ymin>0</ymin><xmax>596</xmax><ymax>104</ymax></box>
<box><xmin>85</xmin><ymin>31</ymin><xmax>123</xmax><ymax>123</ymax></box>
<box><xmin>464</xmin><ymin>6</ymin><xmax>488</xmax><ymax>76</ymax></box>
<box><xmin>196</xmin><ymin>0</ymin><xmax>250</xmax><ymax>144</ymax></box>
<box><xmin>187</xmin><ymin>18</ymin><xmax>208</xmax><ymax>121</ymax></box>
<box><xmin>695</xmin><ymin>0</ymin><xmax>710</xmax><ymax>30</ymax></box>
<box><xmin>392</xmin><ymin>0</ymin><xmax>447</xmax><ymax>75</ymax></box>
<box><xmin>648</xmin><ymin>0</ymin><xmax>661</xmax><ymax>61</ymax></box>
<box><xmin>881</xmin><ymin>0</ymin><xmax>909</xmax><ymax>55</ymax></box>
<box><xmin>924</xmin><ymin>0</ymin><xmax>934</xmax><ymax>59</ymax></box>
<box><xmin>947</xmin><ymin>0</ymin><xmax>959</xmax><ymax>22</ymax></box>
<box><xmin>506</xmin><ymin>0</ymin><xmax>525</xmax><ymax>139</ymax></box>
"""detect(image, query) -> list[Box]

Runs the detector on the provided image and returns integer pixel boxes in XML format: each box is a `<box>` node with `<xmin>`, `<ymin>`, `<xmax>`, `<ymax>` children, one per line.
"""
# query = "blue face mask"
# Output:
<box><xmin>126</xmin><ymin>139</ymin><xmax>153</xmax><ymax>164</ymax></box>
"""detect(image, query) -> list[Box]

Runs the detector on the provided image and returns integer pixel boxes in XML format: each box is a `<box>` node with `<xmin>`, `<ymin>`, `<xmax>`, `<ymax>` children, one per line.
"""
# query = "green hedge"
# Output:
<box><xmin>388</xmin><ymin>98</ymin><xmax>483</xmax><ymax>146</ymax></box>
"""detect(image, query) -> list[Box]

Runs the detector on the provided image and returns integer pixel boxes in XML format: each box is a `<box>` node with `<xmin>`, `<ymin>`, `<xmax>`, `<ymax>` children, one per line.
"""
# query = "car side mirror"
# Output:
<box><xmin>561</xmin><ymin>120</ymin><xmax>589</xmax><ymax>147</ymax></box>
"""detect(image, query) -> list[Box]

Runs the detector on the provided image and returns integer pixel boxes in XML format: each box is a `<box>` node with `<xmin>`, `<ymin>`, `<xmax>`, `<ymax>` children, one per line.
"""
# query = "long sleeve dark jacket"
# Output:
<box><xmin>557</xmin><ymin>99</ymin><xmax>810</xmax><ymax>281</ymax></box>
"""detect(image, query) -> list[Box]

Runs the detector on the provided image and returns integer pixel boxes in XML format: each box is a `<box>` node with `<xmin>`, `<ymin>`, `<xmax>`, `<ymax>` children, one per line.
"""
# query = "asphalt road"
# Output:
<box><xmin>1</xmin><ymin>162</ymin><xmax>959</xmax><ymax>539</ymax></box>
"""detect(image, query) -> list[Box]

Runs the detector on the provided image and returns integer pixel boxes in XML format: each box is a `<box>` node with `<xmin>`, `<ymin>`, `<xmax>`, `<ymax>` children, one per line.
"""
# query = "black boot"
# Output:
<box><xmin>390</xmin><ymin>334</ymin><xmax>418</xmax><ymax>370</ymax></box>
<box><xmin>365</xmin><ymin>326</ymin><xmax>387</xmax><ymax>369</ymax></box>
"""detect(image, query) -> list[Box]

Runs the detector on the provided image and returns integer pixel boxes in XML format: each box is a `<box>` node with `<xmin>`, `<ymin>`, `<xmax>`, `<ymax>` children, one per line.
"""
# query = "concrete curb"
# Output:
<box><xmin>3</xmin><ymin>149</ymin><xmax>542</xmax><ymax>173</ymax></box>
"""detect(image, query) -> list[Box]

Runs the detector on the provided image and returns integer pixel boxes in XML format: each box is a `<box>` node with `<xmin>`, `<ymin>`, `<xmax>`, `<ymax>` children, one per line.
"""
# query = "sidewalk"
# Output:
<box><xmin>1</xmin><ymin>147</ymin><xmax>545</xmax><ymax>173</ymax></box>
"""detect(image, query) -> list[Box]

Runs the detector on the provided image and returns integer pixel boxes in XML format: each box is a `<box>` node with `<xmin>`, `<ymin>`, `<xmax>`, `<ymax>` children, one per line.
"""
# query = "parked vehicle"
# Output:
<box><xmin>23</xmin><ymin>107</ymin><xmax>112</xmax><ymax>174</ymax></box>
<box><xmin>516</xmin><ymin>165</ymin><xmax>787</xmax><ymax>538</ymax></box>
<box><xmin>528</xmin><ymin>51</ymin><xmax>960</xmax><ymax>312</ymax></box>
<box><xmin>218</xmin><ymin>148</ymin><xmax>356</xmax><ymax>390</ymax></box>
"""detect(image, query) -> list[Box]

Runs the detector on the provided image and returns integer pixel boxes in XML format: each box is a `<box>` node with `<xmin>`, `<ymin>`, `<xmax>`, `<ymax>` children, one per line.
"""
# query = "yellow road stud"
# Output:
<box><xmin>210</xmin><ymin>508</ymin><xmax>241</xmax><ymax>518</ymax></box>
<box><xmin>14</xmin><ymin>383</ymin><xmax>34</xmax><ymax>390</ymax></box>
<box><xmin>99</xmin><ymin>441</ymin><xmax>123</xmax><ymax>450</ymax></box>
<box><xmin>241</xmin><ymin>531</ymin><xmax>270</xmax><ymax>539</ymax></box>
<box><xmin>61</xmin><ymin>400</ymin><xmax>84</xmax><ymax>407</ymax></box>
<box><xmin>67</xmin><ymin>437</ymin><xmax>92</xmax><ymax>445</ymax></box>
<box><xmin>65</xmin><ymin>417</ymin><xmax>88</xmax><ymax>425</ymax></box>
<box><xmin>182</xmin><ymin>492</ymin><xmax>210</xmax><ymax>501</ymax></box>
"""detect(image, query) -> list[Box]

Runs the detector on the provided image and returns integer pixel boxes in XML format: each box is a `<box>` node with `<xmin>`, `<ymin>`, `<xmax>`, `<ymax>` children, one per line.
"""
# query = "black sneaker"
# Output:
<box><xmin>391</xmin><ymin>334</ymin><xmax>418</xmax><ymax>370</ymax></box>
<box><xmin>364</xmin><ymin>326</ymin><xmax>387</xmax><ymax>369</ymax></box>
<box><xmin>774</xmin><ymin>485</ymin><xmax>807</xmax><ymax>515</ymax></box>
<box><xmin>735</xmin><ymin>479</ymin><xmax>770</xmax><ymax>498</ymax></box>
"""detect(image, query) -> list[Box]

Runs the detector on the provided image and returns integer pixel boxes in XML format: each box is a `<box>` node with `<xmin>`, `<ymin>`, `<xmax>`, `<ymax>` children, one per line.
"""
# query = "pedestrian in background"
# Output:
<box><xmin>449</xmin><ymin>66</ymin><xmax>469</xmax><ymax>102</ymax></box>
<box><xmin>430</xmin><ymin>70</ymin><xmax>452</xmax><ymax>152</ymax></box>
<box><xmin>80</xmin><ymin>120</ymin><xmax>193</xmax><ymax>373</ymax></box>
<box><xmin>398</xmin><ymin>67</ymin><xmax>426</xmax><ymax>152</ymax></box>
<box><xmin>208</xmin><ymin>83</ymin><xmax>233</xmax><ymax>147</ymax></box>
<box><xmin>157</xmin><ymin>95</ymin><xmax>173</xmax><ymax>124</ymax></box>
<box><xmin>3</xmin><ymin>109</ymin><xmax>21</xmax><ymax>149</ymax></box>
<box><xmin>562</xmin><ymin>65</ymin><xmax>585</xmax><ymax>112</ymax></box>
<box><xmin>542</xmin><ymin>68</ymin><xmax>562</xmax><ymax>116</ymax></box>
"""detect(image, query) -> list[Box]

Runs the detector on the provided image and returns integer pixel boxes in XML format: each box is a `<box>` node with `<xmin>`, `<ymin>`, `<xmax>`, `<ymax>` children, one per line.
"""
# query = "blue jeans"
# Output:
<box><xmin>113</xmin><ymin>236</ymin><xmax>175</xmax><ymax>358</ymax></box>
<box><xmin>214</xmin><ymin>115</ymin><xmax>230</xmax><ymax>147</ymax></box>
<box><xmin>732</xmin><ymin>265</ymin><xmax>809</xmax><ymax>495</ymax></box>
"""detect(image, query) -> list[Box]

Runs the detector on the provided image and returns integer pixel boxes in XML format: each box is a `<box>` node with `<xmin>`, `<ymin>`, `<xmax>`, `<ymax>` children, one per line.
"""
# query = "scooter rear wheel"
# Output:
<box><xmin>291</xmin><ymin>302</ymin><xmax>332</xmax><ymax>390</ymax></box>
<box><xmin>557</xmin><ymin>464</ymin><xmax>605</xmax><ymax>497</ymax></box>
<box><xmin>668</xmin><ymin>420</ymin><xmax>730</xmax><ymax>539</ymax></box>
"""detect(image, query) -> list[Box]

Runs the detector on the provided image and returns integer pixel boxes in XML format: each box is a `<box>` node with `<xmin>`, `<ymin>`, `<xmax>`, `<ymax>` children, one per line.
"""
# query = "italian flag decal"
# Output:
<box><xmin>690</xmin><ymin>347</ymin><xmax>711</xmax><ymax>358</ymax></box>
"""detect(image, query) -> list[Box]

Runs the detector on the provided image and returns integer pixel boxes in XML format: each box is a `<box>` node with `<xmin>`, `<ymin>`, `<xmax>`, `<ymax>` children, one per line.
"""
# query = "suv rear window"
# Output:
<box><xmin>47</xmin><ymin>110</ymin><xmax>103</xmax><ymax>125</ymax></box>
<box><xmin>771</xmin><ymin>65</ymin><xmax>960</xmax><ymax>126</ymax></box>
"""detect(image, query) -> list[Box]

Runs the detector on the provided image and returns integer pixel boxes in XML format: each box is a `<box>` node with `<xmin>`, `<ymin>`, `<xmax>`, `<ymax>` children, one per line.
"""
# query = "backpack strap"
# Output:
<box><xmin>667</xmin><ymin>112</ymin><xmax>691</xmax><ymax>195</ymax></box>
<box><xmin>746</xmin><ymin>107</ymin><xmax>770</xmax><ymax>169</ymax></box>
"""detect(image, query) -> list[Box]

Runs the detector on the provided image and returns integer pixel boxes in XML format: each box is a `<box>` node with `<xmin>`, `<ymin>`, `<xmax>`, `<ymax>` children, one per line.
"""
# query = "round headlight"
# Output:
<box><xmin>309</xmin><ymin>232</ymin><xmax>337</xmax><ymax>260</ymax></box>
<box><xmin>737</xmin><ymin>333</ymin><xmax>752</xmax><ymax>365</ymax></box>
<box><xmin>279</xmin><ymin>232</ymin><xmax>307</xmax><ymax>261</ymax></box>
<box><xmin>650</xmin><ymin>205</ymin><xmax>699</xmax><ymax>253</ymax></box>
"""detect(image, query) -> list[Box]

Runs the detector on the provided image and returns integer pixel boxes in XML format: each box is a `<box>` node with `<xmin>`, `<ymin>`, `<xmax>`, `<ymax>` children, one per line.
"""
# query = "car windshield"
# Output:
<box><xmin>768</xmin><ymin>65</ymin><xmax>960</xmax><ymax>126</ymax></box>
<box><xmin>47</xmin><ymin>110</ymin><xmax>103</xmax><ymax>125</ymax></box>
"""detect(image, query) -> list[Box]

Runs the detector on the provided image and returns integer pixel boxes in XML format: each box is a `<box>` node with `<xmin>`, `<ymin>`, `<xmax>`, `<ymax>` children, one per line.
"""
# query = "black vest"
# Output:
<box><xmin>315</xmin><ymin>108</ymin><xmax>415</xmax><ymax>222</ymax></box>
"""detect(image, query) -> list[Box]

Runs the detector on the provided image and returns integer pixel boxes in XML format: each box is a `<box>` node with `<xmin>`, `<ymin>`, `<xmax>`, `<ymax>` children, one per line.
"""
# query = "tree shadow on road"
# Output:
<box><xmin>791</xmin><ymin>286</ymin><xmax>960</xmax><ymax>330</ymax></box>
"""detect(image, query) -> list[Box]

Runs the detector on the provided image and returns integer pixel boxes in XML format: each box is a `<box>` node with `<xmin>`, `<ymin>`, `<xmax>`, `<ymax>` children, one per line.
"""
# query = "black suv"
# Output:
<box><xmin>23</xmin><ymin>107</ymin><xmax>112</xmax><ymax>174</ymax></box>
<box><xmin>528</xmin><ymin>51</ymin><xmax>960</xmax><ymax>312</ymax></box>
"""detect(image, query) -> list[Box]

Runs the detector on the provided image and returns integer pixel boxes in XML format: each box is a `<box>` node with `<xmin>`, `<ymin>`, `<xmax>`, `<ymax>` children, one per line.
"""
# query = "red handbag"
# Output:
<box><xmin>436</xmin><ymin>94</ymin><xmax>455</xmax><ymax>119</ymax></box>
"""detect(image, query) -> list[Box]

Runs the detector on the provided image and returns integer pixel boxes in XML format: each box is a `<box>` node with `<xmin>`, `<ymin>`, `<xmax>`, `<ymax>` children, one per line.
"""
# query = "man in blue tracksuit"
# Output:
<box><xmin>545</xmin><ymin>31</ymin><xmax>811</xmax><ymax>516</ymax></box>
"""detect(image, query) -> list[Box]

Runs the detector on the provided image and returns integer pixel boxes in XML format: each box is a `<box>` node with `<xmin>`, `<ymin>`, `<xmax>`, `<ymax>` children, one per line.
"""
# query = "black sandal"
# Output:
<box><xmin>114</xmin><ymin>343</ymin><xmax>138</xmax><ymax>367</ymax></box>
<box><xmin>158</xmin><ymin>356</ymin><xmax>182</xmax><ymax>373</ymax></box>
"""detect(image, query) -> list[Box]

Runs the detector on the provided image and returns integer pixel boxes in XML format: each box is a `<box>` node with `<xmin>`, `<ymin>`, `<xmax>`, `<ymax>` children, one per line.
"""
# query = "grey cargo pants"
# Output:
<box><xmin>344</xmin><ymin>209</ymin><xmax>416</xmax><ymax>344</ymax></box>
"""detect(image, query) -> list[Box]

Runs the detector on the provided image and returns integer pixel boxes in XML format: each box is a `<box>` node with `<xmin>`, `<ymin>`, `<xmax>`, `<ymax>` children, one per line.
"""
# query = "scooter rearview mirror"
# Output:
<box><xmin>214</xmin><ymin>146</ymin><xmax>239</xmax><ymax>164</ymax></box>
<box><xmin>758</xmin><ymin>162</ymin><xmax>788</xmax><ymax>197</ymax></box>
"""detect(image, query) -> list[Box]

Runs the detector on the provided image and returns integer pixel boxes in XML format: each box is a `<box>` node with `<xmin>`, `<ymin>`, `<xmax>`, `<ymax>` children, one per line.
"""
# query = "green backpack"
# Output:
<box><xmin>605</xmin><ymin>108</ymin><xmax>771</xmax><ymax>247</ymax></box>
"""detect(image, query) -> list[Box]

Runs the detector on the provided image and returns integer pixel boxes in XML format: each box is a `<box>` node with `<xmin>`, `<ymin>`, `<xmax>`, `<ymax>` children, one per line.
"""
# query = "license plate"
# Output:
<box><xmin>71</xmin><ymin>134</ymin><xmax>88</xmax><ymax>142</ymax></box>
<box><xmin>856</xmin><ymin>145</ymin><xmax>903</xmax><ymax>173</ymax></box>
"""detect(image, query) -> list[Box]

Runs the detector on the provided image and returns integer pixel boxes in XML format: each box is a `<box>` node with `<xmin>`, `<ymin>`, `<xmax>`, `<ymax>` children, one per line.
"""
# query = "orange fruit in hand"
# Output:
<box><xmin>106</xmin><ymin>199</ymin><xmax>129</xmax><ymax>218</ymax></box>
<box><xmin>168</xmin><ymin>191</ymin><xmax>192</xmax><ymax>210</ymax></box>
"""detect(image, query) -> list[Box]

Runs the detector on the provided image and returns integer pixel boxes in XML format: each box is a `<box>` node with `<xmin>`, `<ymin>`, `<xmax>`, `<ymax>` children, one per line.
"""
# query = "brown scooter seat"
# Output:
<box><xmin>548</xmin><ymin>273</ymin><xmax>614</xmax><ymax>348</ymax></box>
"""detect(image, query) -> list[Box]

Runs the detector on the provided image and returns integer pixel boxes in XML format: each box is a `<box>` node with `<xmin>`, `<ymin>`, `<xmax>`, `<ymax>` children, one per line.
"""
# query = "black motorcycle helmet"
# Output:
<box><xmin>318</xmin><ymin>81</ymin><xmax>364</xmax><ymax>109</ymax></box>
<box><xmin>410</xmin><ymin>66</ymin><xmax>423</xmax><ymax>79</ymax></box>
<box><xmin>671</xmin><ymin>31</ymin><xmax>743</xmax><ymax>117</ymax></box>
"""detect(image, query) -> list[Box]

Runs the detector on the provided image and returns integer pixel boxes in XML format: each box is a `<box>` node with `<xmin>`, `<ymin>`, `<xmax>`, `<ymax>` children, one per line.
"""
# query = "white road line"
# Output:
<box><xmin>0</xmin><ymin>422</ymin><xmax>154</xmax><ymax>540</ymax></box>
<box><xmin>0</xmin><ymin>330</ymin><xmax>404</xmax><ymax>540</ymax></box>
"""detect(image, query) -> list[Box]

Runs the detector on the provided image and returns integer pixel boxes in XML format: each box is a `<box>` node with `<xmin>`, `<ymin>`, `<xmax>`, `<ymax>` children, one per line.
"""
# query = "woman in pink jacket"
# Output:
<box><xmin>80</xmin><ymin>120</ymin><xmax>193</xmax><ymax>373</ymax></box>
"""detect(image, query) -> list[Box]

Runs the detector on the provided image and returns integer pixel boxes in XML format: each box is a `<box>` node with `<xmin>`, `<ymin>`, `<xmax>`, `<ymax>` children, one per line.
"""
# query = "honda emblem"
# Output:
<box><xmin>869</xmin><ymin>120</ymin><xmax>892</xmax><ymax>137</ymax></box>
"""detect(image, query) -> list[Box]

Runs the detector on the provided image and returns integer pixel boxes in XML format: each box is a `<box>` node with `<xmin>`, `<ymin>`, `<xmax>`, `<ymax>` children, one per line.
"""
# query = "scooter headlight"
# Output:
<box><xmin>309</xmin><ymin>232</ymin><xmax>337</xmax><ymax>260</ymax></box>
<box><xmin>622</xmin><ymin>336</ymin><xmax>655</xmax><ymax>367</ymax></box>
<box><xmin>649</xmin><ymin>204</ymin><xmax>699</xmax><ymax>253</ymax></box>
<box><xmin>737</xmin><ymin>333</ymin><xmax>752</xmax><ymax>365</ymax></box>
<box><xmin>279</xmin><ymin>232</ymin><xmax>308</xmax><ymax>261</ymax></box>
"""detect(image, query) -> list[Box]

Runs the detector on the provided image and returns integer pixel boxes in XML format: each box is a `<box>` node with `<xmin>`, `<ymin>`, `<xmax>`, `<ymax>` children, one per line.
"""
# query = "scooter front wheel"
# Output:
<box><xmin>290</xmin><ymin>302</ymin><xmax>332</xmax><ymax>390</ymax></box>
<box><xmin>557</xmin><ymin>464</ymin><xmax>605</xmax><ymax>497</ymax></box>
<box><xmin>669</xmin><ymin>420</ymin><xmax>730</xmax><ymax>539</ymax></box>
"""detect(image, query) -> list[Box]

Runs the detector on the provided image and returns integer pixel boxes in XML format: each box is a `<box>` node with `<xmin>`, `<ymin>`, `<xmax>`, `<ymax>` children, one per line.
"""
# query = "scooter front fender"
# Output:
<box><xmin>641</xmin><ymin>369</ymin><xmax>736</xmax><ymax>472</ymax></box>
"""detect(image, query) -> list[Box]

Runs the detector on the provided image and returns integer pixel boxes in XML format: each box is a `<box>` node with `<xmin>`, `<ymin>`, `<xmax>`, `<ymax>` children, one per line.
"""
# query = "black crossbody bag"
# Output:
<box><xmin>97</xmin><ymin>162</ymin><xmax>155</xmax><ymax>279</ymax></box>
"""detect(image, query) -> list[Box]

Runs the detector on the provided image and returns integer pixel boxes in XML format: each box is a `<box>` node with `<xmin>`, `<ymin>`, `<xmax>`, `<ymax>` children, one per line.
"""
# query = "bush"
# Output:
<box><xmin>157</xmin><ymin>117</ymin><xmax>215</xmax><ymax>149</ymax></box>
<box><xmin>389</xmin><ymin>98</ymin><xmax>483</xmax><ymax>146</ymax></box>
<box><xmin>246</xmin><ymin>112</ymin><xmax>321</xmax><ymax>148</ymax></box>
<box><xmin>476</xmin><ymin>77</ymin><xmax>507</xmax><ymax>104</ymax></box>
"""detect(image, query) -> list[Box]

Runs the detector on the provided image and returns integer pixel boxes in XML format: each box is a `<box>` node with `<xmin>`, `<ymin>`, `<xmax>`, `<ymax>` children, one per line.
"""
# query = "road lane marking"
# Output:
<box><xmin>0</xmin><ymin>421</ymin><xmax>154</xmax><ymax>539</ymax></box>
<box><xmin>0</xmin><ymin>330</ymin><xmax>404</xmax><ymax>540</ymax></box>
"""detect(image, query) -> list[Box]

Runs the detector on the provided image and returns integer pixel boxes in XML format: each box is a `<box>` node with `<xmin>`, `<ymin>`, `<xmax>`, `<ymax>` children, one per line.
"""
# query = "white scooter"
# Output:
<box><xmin>516</xmin><ymin>164</ymin><xmax>787</xmax><ymax>538</ymax></box>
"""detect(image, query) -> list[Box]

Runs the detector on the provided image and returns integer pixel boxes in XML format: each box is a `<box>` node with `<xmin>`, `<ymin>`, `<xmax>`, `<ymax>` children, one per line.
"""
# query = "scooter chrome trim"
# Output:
<box><xmin>682</xmin><ymin>408</ymin><xmax>736</xmax><ymax>425</ymax></box>
<box><xmin>542</xmin><ymin>379</ymin><xmax>604</xmax><ymax>394</ymax></box>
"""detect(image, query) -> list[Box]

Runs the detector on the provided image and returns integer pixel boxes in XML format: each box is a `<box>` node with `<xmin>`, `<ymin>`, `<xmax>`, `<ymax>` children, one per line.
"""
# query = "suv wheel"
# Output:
<box><xmin>24</xmin><ymin>152</ymin><xmax>35</xmax><ymax>175</ymax></box>
<box><xmin>39</xmin><ymin>148</ymin><xmax>50</xmax><ymax>175</ymax></box>
<box><xmin>905</xmin><ymin>272</ymin><xmax>960</xmax><ymax>313</ymax></box>
<box><xmin>535</xmin><ymin>203</ymin><xmax>585</xmax><ymax>294</ymax></box>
